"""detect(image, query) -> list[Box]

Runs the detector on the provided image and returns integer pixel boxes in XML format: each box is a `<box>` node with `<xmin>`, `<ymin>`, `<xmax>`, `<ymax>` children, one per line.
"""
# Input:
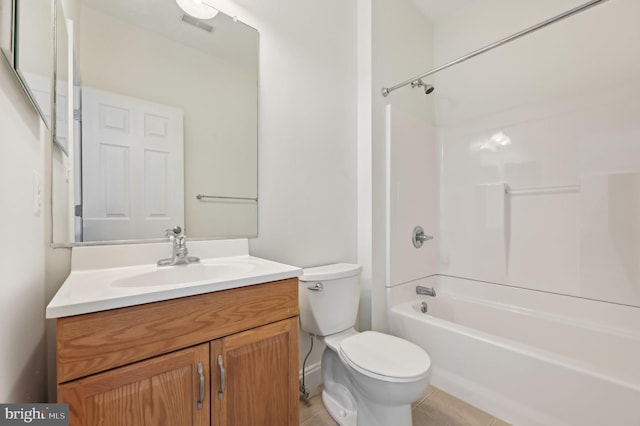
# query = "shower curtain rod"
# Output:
<box><xmin>381</xmin><ymin>0</ymin><xmax>610</xmax><ymax>97</ymax></box>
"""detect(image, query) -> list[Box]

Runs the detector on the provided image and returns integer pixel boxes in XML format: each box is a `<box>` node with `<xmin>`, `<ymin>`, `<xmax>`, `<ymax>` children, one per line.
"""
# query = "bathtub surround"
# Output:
<box><xmin>385</xmin><ymin>105</ymin><xmax>439</xmax><ymax>288</ymax></box>
<box><xmin>381</xmin><ymin>0</ymin><xmax>640</xmax><ymax>424</ymax></box>
<box><xmin>432</xmin><ymin>0</ymin><xmax>640</xmax><ymax>306</ymax></box>
<box><xmin>579</xmin><ymin>172</ymin><xmax>640</xmax><ymax>302</ymax></box>
<box><xmin>438</xmin><ymin>80</ymin><xmax>640</xmax><ymax>307</ymax></box>
<box><xmin>379</xmin><ymin>0</ymin><xmax>640</xmax><ymax>306</ymax></box>
<box><xmin>471</xmin><ymin>183</ymin><xmax>508</xmax><ymax>283</ymax></box>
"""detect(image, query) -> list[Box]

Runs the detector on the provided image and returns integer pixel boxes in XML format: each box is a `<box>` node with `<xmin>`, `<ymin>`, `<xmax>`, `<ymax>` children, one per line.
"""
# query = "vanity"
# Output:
<box><xmin>47</xmin><ymin>240</ymin><xmax>301</xmax><ymax>426</ymax></box>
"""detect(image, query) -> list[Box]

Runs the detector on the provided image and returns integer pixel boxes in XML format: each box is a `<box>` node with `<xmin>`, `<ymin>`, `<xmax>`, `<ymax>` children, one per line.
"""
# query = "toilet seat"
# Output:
<box><xmin>339</xmin><ymin>331</ymin><xmax>431</xmax><ymax>383</ymax></box>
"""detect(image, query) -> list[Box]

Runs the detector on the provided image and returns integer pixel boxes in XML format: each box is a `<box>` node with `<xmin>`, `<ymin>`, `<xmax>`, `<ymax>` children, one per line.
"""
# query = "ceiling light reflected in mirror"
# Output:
<box><xmin>176</xmin><ymin>0</ymin><xmax>219</xmax><ymax>20</ymax></box>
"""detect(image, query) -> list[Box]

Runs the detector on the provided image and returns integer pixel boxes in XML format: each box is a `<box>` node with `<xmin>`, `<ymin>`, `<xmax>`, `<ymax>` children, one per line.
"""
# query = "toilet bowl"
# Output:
<box><xmin>298</xmin><ymin>263</ymin><xmax>431</xmax><ymax>426</ymax></box>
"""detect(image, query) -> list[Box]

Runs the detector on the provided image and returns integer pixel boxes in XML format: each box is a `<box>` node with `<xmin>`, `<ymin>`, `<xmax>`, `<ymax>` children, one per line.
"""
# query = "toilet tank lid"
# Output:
<box><xmin>299</xmin><ymin>263</ymin><xmax>362</xmax><ymax>282</ymax></box>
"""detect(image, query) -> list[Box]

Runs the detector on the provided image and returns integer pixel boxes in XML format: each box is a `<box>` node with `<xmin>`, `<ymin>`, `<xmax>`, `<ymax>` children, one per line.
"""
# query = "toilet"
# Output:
<box><xmin>298</xmin><ymin>263</ymin><xmax>431</xmax><ymax>426</ymax></box>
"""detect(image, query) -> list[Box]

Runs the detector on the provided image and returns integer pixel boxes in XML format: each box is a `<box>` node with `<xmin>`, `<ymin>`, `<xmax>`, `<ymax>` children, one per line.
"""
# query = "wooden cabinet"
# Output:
<box><xmin>212</xmin><ymin>318</ymin><xmax>298</xmax><ymax>426</ymax></box>
<box><xmin>56</xmin><ymin>278</ymin><xmax>299</xmax><ymax>426</ymax></box>
<box><xmin>58</xmin><ymin>344</ymin><xmax>210</xmax><ymax>426</ymax></box>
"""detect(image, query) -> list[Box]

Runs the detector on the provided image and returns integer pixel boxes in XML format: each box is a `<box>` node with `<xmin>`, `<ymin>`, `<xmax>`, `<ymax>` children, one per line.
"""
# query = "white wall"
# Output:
<box><xmin>371</xmin><ymin>0</ymin><xmax>436</xmax><ymax>331</ymax></box>
<box><xmin>434</xmin><ymin>0</ymin><xmax>640</xmax><ymax>306</ymax></box>
<box><xmin>220</xmin><ymin>0</ymin><xmax>358</xmax><ymax>269</ymax></box>
<box><xmin>205</xmin><ymin>0</ymin><xmax>358</xmax><ymax>389</ymax></box>
<box><xmin>0</xmin><ymin>59</ymin><xmax>47</xmax><ymax>402</ymax></box>
<box><xmin>356</xmin><ymin>0</ymin><xmax>373</xmax><ymax>333</ymax></box>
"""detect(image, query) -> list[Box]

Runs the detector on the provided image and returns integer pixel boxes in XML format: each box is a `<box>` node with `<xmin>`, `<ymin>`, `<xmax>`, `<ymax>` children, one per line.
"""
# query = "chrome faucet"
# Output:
<box><xmin>157</xmin><ymin>226</ymin><xmax>200</xmax><ymax>266</ymax></box>
<box><xmin>416</xmin><ymin>286</ymin><xmax>436</xmax><ymax>297</ymax></box>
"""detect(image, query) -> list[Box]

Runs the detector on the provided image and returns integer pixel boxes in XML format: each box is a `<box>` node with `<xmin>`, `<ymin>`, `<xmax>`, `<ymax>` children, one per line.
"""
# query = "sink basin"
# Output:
<box><xmin>111</xmin><ymin>260</ymin><xmax>259</xmax><ymax>288</ymax></box>
<box><xmin>46</xmin><ymin>245</ymin><xmax>302</xmax><ymax>319</ymax></box>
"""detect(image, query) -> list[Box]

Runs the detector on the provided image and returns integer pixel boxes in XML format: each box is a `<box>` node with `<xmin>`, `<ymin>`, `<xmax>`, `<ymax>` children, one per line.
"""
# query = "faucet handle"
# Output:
<box><xmin>165</xmin><ymin>226</ymin><xmax>183</xmax><ymax>238</ymax></box>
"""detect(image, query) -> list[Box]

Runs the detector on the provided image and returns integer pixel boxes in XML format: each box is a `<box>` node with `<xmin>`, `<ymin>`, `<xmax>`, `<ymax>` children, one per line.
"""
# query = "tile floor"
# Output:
<box><xmin>299</xmin><ymin>385</ymin><xmax>511</xmax><ymax>426</ymax></box>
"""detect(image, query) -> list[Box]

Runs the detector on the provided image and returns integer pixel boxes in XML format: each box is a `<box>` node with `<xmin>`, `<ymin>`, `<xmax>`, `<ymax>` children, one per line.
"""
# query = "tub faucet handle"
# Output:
<box><xmin>412</xmin><ymin>226</ymin><xmax>433</xmax><ymax>248</ymax></box>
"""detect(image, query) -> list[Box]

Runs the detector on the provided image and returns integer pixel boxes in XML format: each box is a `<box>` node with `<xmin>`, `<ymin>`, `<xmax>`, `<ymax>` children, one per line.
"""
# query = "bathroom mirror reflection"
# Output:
<box><xmin>14</xmin><ymin>0</ymin><xmax>54</xmax><ymax>129</ymax></box>
<box><xmin>54</xmin><ymin>0</ymin><xmax>69</xmax><ymax>154</ymax></box>
<box><xmin>0</xmin><ymin>0</ymin><xmax>13</xmax><ymax>65</ymax></box>
<box><xmin>52</xmin><ymin>0</ymin><xmax>259</xmax><ymax>244</ymax></box>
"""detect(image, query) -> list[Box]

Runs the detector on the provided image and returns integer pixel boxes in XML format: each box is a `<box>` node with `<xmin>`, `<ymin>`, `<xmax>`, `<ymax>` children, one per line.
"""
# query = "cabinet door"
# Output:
<box><xmin>212</xmin><ymin>317</ymin><xmax>299</xmax><ymax>426</ymax></box>
<box><xmin>59</xmin><ymin>343</ymin><xmax>210</xmax><ymax>426</ymax></box>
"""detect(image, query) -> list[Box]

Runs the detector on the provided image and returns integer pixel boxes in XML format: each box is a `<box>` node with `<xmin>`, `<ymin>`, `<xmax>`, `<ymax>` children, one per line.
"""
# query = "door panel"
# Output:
<box><xmin>213</xmin><ymin>318</ymin><xmax>299</xmax><ymax>426</ymax></box>
<box><xmin>81</xmin><ymin>87</ymin><xmax>184</xmax><ymax>241</ymax></box>
<box><xmin>59</xmin><ymin>344</ymin><xmax>209</xmax><ymax>426</ymax></box>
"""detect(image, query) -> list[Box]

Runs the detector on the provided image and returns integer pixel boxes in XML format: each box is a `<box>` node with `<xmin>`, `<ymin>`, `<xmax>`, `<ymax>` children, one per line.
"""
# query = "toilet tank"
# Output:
<box><xmin>298</xmin><ymin>263</ymin><xmax>363</xmax><ymax>336</ymax></box>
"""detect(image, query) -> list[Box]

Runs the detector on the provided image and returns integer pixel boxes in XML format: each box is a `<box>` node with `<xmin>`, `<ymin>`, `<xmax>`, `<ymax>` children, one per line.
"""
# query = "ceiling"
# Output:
<box><xmin>410</xmin><ymin>0</ymin><xmax>477</xmax><ymax>21</ymax></box>
<box><xmin>81</xmin><ymin>0</ymin><xmax>258</xmax><ymax>69</ymax></box>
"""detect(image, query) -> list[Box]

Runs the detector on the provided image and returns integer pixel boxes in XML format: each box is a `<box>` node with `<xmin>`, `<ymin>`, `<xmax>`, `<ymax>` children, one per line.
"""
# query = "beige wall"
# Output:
<box><xmin>0</xmin><ymin>59</ymin><xmax>48</xmax><ymax>402</ymax></box>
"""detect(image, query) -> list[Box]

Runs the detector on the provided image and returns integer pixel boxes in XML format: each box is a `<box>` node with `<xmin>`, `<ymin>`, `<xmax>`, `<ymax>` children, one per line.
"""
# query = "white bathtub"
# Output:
<box><xmin>388</xmin><ymin>276</ymin><xmax>640</xmax><ymax>426</ymax></box>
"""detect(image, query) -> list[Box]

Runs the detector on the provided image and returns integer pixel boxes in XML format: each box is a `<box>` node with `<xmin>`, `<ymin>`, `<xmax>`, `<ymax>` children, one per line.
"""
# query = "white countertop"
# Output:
<box><xmin>46</xmin><ymin>240</ymin><xmax>301</xmax><ymax>319</ymax></box>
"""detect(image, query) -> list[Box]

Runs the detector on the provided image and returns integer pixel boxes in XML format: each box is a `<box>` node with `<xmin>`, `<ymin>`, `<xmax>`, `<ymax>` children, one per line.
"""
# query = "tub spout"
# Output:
<box><xmin>416</xmin><ymin>286</ymin><xmax>436</xmax><ymax>297</ymax></box>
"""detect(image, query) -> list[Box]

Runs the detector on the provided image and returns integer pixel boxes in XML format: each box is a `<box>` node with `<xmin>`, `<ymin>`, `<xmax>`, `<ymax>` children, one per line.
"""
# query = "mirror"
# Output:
<box><xmin>0</xmin><ymin>0</ymin><xmax>13</xmax><ymax>65</ymax></box>
<box><xmin>52</xmin><ymin>0</ymin><xmax>258</xmax><ymax>244</ymax></box>
<box><xmin>0</xmin><ymin>0</ymin><xmax>54</xmax><ymax>128</ymax></box>
<box><xmin>14</xmin><ymin>0</ymin><xmax>54</xmax><ymax>129</ymax></box>
<box><xmin>54</xmin><ymin>0</ymin><xmax>69</xmax><ymax>153</ymax></box>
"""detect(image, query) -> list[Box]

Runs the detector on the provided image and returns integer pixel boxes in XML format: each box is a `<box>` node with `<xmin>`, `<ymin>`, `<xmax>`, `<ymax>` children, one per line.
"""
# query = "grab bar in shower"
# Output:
<box><xmin>196</xmin><ymin>194</ymin><xmax>258</xmax><ymax>202</ymax></box>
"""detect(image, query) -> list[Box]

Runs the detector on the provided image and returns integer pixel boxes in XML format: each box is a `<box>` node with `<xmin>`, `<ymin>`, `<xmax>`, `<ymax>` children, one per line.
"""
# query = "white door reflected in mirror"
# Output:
<box><xmin>81</xmin><ymin>88</ymin><xmax>184</xmax><ymax>242</ymax></box>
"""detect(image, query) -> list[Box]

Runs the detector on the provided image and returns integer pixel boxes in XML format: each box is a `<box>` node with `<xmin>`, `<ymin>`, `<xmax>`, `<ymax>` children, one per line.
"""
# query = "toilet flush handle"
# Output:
<box><xmin>307</xmin><ymin>282</ymin><xmax>323</xmax><ymax>291</ymax></box>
